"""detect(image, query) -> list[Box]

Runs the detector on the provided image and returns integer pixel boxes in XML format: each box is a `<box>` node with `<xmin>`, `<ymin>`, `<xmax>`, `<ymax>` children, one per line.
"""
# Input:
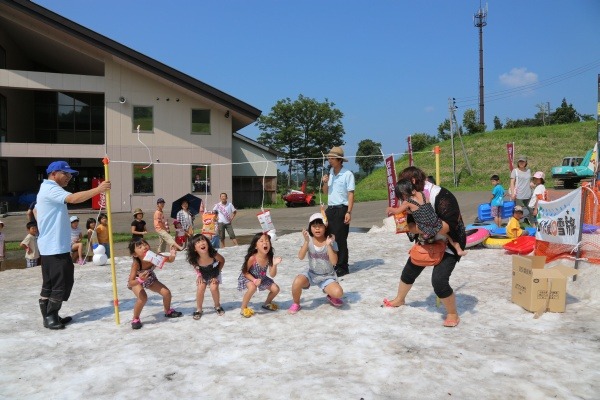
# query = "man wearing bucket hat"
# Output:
<box><xmin>37</xmin><ymin>160</ymin><xmax>111</xmax><ymax>329</ymax></box>
<box><xmin>131</xmin><ymin>208</ymin><xmax>147</xmax><ymax>241</ymax></box>
<box><xmin>322</xmin><ymin>146</ymin><xmax>355</xmax><ymax>276</ymax></box>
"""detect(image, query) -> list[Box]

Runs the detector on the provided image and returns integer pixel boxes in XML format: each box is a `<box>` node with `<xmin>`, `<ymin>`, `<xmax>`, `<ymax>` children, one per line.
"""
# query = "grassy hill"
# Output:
<box><xmin>355</xmin><ymin>120</ymin><xmax>597</xmax><ymax>201</ymax></box>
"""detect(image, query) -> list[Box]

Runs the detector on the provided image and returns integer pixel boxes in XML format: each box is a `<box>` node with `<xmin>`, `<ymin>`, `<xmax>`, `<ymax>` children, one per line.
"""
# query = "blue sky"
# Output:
<box><xmin>35</xmin><ymin>0</ymin><xmax>600</xmax><ymax>171</ymax></box>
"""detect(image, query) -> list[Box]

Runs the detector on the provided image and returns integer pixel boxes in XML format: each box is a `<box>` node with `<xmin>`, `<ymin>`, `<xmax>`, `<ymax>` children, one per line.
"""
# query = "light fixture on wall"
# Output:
<box><xmin>176</xmin><ymin>98</ymin><xmax>180</xmax><ymax>102</ymax></box>
<box><xmin>224</xmin><ymin>110</ymin><xmax>230</xmax><ymax>118</ymax></box>
<box><xmin>156</xmin><ymin>97</ymin><xmax>160</xmax><ymax>101</ymax></box>
<box><xmin>118</xmin><ymin>96</ymin><xmax>126</xmax><ymax>104</ymax></box>
<box><xmin>166</xmin><ymin>98</ymin><xmax>170</xmax><ymax>101</ymax></box>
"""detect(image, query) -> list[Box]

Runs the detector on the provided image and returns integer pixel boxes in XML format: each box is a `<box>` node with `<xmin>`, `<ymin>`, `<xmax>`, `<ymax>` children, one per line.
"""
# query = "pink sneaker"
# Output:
<box><xmin>288</xmin><ymin>303</ymin><xmax>301</xmax><ymax>314</ymax></box>
<box><xmin>327</xmin><ymin>295</ymin><xmax>343</xmax><ymax>307</ymax></box>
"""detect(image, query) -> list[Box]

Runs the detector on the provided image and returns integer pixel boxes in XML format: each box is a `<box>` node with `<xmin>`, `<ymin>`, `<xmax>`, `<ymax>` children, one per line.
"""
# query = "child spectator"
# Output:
<box><xmin>126</xmin><ymin>238</ymin><xmax>182</xmax><ymax>329</ymax></box>
<box><xmin>490</xmin><ymin>174</ymin><xmax>505</xmax><ymax>228</ymax></box>
<box><xmin>173</xmin><ymin>220</ymin><xmax>187</xmax><ymax>248</ymax></box>
<box><xmin>237</xmin><ymin>233</ymin><xmax>282</xmax><ymax>318</ymax></box>
<box><xmin>70</xmin><ymin>216</ymin><xmax>85</xmax><ymax>265</ymax></box>
<box><xmin>131</xmin><ymin>208</ymin><xmax>147</xmax><ymax>241</ymax></box>
<box><xmin>96</xmin><ymin>213</ymin><xmax>110</xmax><ymax>258</ymax></box>
<box><xmin>289</xmin><ymin>213</ymin><xmax>344</xmax><ymax>314</ymax></box>
<box><xmin>529</xmin><ymin>171</ymin><xmax>548</xmax><ymax>227</ymax></box>
<box><xmin>186</xmin><ymin>234</ymin><xmax>225</xmax><ymax>319</ymax></box>
<box><xmin>86</xmin><ymin>218</ymin><xmax>98</xmax><ymax>262</ymax></box>
<box><xmin>506</xmin><ymin>206</ymin><xmax>530</xmax><ymax>238</ymax></box>
<box><xmin>20</xmin><ymin>221</ymin><xmax>40</xmax><ymax>268</ymax></box>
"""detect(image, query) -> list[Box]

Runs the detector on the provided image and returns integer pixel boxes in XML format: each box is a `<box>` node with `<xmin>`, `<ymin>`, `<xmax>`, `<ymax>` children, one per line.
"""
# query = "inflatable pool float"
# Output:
<box><xmin>491</xmin><ymin>227</ymin><xmax>537</xmax><ymax>236</ymax></box>
<box><xmin>582</xmin><ymin>224</ymin><xmax>599</xmax><ymax>234</ymax></box>
<box><xmin>482</xmin><ymin>235</ymin><xmax>512</xmax><ymax>249</ymax></box>
<box><xmin>466</xmin><ymin>222</ymin><xmax>497</xmax><ymax>231</ymax></box>
<box><xmin>503</xmin><ymin>236</ymin><xmax>536</xmax><ymax>255</ymax></box>
<box><xmin>465</xmin><ymin>228</ymin><xmax>490</xmax><ymax>248</ymax></box>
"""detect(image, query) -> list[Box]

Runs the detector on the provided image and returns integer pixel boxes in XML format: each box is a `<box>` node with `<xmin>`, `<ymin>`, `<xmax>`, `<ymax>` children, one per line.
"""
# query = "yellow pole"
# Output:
<box><xmin>102</xmin><ymin>157</ymin><xmax>120</xmax><ymax>325</ymax></box>
<box><xmin>434</xmin><ymin>146</ymin><xmax>441</xmax><ymax>185</ymax></box>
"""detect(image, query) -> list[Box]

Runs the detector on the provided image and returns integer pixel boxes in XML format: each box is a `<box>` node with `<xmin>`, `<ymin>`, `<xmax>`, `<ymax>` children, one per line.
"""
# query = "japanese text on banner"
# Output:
<box><xmin>536</xmin><ymin>188</ymin><xmax>581</xmax><ymax>245</ymax></box>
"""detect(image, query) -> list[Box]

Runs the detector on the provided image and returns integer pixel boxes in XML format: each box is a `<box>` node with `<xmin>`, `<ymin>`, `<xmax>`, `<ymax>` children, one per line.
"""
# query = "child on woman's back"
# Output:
<box><xmin>237</xmin><ymin>233</ymin><xmax>282</xmax><ymax>318</ymax></box>
<box><xmin>127</xmin><ymin>239</ymin><xmax>182</xmax><ymax>329</ymax></box>
<box><xmin>388</xmin><ymin>179</ymin><xmax>467</xmax><ymax>256</ymax></box>
<box><xmin>186</xmin><ymin>234</ymin><xmax>225</xmax><ymax>319</ymax></box>
<box><xmin>289</xmin><ymin>213</ymin><xmax>344</xmax><ymax>314</ymax></box>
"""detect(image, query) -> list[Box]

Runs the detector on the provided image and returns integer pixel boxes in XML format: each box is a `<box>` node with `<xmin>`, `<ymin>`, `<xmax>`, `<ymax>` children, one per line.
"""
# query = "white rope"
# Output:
<box><xmin>136</xmin><ymin>125</ymin><xmax>153</xmax><ymax>170</ymax></box>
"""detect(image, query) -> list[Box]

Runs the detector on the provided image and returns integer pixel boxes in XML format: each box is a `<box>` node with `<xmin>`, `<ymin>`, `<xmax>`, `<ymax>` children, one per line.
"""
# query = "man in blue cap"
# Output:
<box><xmin>37</xmin><ymin>161</ymin><xmax>111</xmax><ymax>330</ymax></box>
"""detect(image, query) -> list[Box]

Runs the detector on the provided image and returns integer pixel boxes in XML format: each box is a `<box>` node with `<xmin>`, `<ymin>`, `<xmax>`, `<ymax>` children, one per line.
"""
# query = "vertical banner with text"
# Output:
<box><xmin>507</xmin><ymin>142</ymin><xmax>514</xmax><ymax>172</ymax></box>
<box><xmin>385</xmin><ymin>155</ymin><xmax>398</xmax><ymax>208</ymax></box>
<box><xmin>536</xmin><ymin>187</ymin><xmax>581</xmax><ymax>245</ymax></box>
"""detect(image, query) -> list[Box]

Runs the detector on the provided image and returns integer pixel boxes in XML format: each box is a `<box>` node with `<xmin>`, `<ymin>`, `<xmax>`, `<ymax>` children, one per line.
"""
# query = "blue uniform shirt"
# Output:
<box><xmin>37</xmin><ymin>179</ymin><xmax>71</xmax><ymax>255</ymax></box>
<box><xmin>327</xmin><ymin>167</ymin><xmax>355</xmax><ymax>206</ymax></box>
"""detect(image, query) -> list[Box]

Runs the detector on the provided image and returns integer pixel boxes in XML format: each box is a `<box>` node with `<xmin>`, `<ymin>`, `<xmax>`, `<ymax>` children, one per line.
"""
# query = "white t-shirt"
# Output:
<box><xmin>529</xmin><ymin>184</ymin><xmax>547</xmax><ymax>208</ymax></box>
<box><xmin>510</xmin><ymin>168</ymin><xmax>532</xmax><ymax>199</ymax></box>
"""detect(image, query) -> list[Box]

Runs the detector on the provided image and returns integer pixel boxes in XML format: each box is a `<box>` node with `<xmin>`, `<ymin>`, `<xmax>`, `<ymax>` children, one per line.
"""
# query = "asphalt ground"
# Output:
<box><xmin>1</xmin><ymin>191</ymin><xmax>491</xmax><ymax>243</ymax></box>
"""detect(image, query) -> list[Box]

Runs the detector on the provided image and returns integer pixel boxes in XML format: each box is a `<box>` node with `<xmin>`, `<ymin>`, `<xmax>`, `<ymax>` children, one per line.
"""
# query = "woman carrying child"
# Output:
<box><xmin>127</xmin><ymin>239</ymin><xmax>182</xmax><ymax>329</ymax></box>
<box><xmin>289</xmin><ymin>213</ymin><xmax>344</xmax><ymax>314</ymax></box>
<box><xmin>388</xmin><ymin>178</ymin><xmax>467</xmax><ymax>256</ymax></box>
<box><xmin>237</xmin><ymin>233</ymin><xmax>282</xmax><ymax>318</ymax></box>
<box><xmin>186</xmin><ymin>234</ymin><xmax>225</xmax><ymax>319</ymax></box>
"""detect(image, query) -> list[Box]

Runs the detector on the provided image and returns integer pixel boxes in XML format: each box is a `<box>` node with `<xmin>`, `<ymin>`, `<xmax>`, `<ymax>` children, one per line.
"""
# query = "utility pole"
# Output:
<box><xmin>474</xmin><ymin>3</ymin><xmax>487</xmax><ymax>126</ymax></box>
<box><xmin>449</xmin><ymin>98</ymin><xmax>457</xmax><ymax>187</ymax></box>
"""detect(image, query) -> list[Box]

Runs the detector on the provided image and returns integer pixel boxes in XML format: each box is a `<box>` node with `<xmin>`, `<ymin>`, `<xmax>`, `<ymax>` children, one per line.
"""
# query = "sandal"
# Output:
<box><xmin>382</xmin><ymin>298</ymin><xmax>400</xmax><ymax>308</ymax></box>
<box><xmin>261</xmin><ymin>303</ymin><xmax>279</xmax><ymax>311</ymax></box>
<box><xmin>193</xmin><ymin>311</ymin><xmax>202</xmax><ymax>320</ymax></box>
<box><xmin>240</xmin><ymin>307</ymin><xmax>255</xmax><ymax>318</ymax></box>
<box><xmin>214</xmin><ymin>306</ymin><xmax>225</xmax><ymax>316</ymax></box>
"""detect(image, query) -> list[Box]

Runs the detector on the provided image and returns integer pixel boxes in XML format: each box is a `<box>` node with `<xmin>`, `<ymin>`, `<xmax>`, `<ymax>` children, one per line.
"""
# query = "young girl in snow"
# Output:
<box><xmin>528</xmin><ymin>171</ymin><xmax>548</xmax><ymax>227</ymax></box>
<box><xmin>173</xmin><ymin>219</ymin><xmax>187</xmax><ymax>248</ymax></box>
<box><xmin>289</xmin><ymin>213</ymin><xmax>344</xmax><ymax>314</ymax></box>
<box><xmin>186</xmin><ymin>234</ymin><xmax>225</xmax><ymax>319</ymax></box>
<box><xmin>237</xmin><ymin>232</ymin><xmax>282</xmax><ymax>318</ymax></box>
<box><xmin>126</xmin><ymin>239</ymin><xmax>182</xmax><ymax>329</ymax></box>
<box><xmin>388</xmin><ymin>178</ymin><xmax>467</xmax><ymax>256</ymax></box>
<box><xmin>96</xmin><ymin>213</ymin><xmax>110</xmax><ymax>258</ymax></box>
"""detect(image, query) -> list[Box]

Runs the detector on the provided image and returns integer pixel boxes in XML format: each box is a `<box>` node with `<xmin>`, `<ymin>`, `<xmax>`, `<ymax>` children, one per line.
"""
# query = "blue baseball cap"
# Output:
<box><xmin>46</xmin><ymin>161</ymin><xmax>79</xmax><ymax>176</ymax></box>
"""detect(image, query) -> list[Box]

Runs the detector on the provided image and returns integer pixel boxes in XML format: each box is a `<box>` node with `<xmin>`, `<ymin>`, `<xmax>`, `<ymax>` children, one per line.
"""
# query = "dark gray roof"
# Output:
<box><xmin>2</xmin><ymin>0</ymin><xmax>261</xmax><ymax>122</ymax></box>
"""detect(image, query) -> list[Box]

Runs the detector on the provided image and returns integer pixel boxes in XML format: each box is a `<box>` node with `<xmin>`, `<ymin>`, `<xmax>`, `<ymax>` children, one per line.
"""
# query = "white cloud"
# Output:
<box><xmin>499</xmin><ymin>67</ymin><xmax>538</xmax><ymax>88</ymax></box>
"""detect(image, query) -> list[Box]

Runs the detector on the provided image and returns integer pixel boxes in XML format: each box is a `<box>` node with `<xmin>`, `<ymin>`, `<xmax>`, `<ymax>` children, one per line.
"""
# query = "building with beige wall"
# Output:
<box><xmin>0</xmin><ymin>0</ymin><xmax>277</xmax><ymax>213</ymax></box>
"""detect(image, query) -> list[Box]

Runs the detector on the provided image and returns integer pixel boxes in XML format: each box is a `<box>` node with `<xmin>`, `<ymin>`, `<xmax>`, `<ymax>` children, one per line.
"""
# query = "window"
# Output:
<box><xmin>133</xmin><ymin>163</ymin><xmax>153</xmax><ymax>194</ymax></box>
<box><xmin>0</xmin><ymin>45</ymin><xmax>5</xmax><ymax>68</ymax></box>
<box><xmin>191</xmin><ymin>109</ymin><xmax>210</xmax><ymax>134</ymax></box>
<box><xmin>133</xmin><ymin>106</ymin><xmax>153</xmax><ymax>132</ymax></box>
<box><xmin>191</xmin><ymin>165</ymin><xmax>211</xmax><ymax>193</ymax></box>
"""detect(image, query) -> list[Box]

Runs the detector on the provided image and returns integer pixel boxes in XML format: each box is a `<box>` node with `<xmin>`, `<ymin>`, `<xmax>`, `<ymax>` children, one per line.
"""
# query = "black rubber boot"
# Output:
<box><xmin>39</xmin><ymin>299</ymin><xmax>71</xmax><ymax>327</ymax></box>
<box><xmin>45</xmin><ymin>300</ymin><xmax>65</xmax><ymax>330</ymax></box>
<box><xmin>39</xmin><ymin>299</ymin><xmax>49</xmax><ymax>328</ymax></box>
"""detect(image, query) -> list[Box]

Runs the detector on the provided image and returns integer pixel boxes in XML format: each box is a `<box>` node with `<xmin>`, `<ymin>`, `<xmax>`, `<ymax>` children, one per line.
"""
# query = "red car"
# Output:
<box><xmin>282</xmin><ymin>181</ymin><xmax>316</xmax><ymax>207</ymax></box>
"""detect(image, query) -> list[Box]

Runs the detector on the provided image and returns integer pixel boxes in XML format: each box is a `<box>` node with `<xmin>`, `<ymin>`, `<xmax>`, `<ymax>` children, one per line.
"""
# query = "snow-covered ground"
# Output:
<box><xmin>1</xmin><ymin>220</ymin><xmax>599</xmax><ymax>400</ymax></box>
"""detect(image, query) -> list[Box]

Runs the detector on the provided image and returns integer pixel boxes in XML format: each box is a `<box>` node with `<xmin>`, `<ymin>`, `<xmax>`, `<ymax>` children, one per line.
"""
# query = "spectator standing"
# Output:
<box><xmin>154</xmin><ymin>198</ymin><xmax>183</xmax><ymax>253</ymax></box>
<box><xmin>213</xmin><ymin>193</ymin><xmax>238</xmax><ymax>247</ymax></box>
<box><xmin>20</xmin><ymin>221</ymin><xmax>40</xmax><ymax>268</ymax></box>
<box><xmin>321</xmin><ymin>146</ymin><xmax>355</xmax><ymax>276</ymax></box>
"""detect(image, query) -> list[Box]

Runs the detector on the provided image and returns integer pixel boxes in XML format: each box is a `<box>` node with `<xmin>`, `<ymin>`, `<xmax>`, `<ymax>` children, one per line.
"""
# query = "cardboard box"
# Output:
<box><xmin>511</xmin><ymin>255</ymin><xmax>578</xmax><ymax>313</ymax></box>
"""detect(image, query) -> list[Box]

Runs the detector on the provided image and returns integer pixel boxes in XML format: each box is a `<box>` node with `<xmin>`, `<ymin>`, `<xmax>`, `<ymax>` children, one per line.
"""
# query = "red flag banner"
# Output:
<box><xmin>385</xmin><ymin>155</ymin><xmax>398</xmax><ymax>208</ymax></box>
<box><xmin>507</xmin><ymin>142</ymin><xmax>514</xmax><ymax>172</ymax></box>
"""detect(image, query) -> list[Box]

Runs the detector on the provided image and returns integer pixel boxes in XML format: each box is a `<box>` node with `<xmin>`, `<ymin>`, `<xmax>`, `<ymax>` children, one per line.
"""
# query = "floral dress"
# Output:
<box><xmin>237</xmin><ymin>257</ymin><xmax>274</xmax><ymax>291</ymax></box>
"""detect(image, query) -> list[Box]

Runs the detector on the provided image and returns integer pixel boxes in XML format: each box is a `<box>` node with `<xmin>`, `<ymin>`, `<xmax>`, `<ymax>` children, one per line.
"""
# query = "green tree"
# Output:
<box><xmin>462</xmin><ymin>108</ymin><xmax>486</xmax><ymax>134</ymax></box>
<box><xmin>355</xmin><ymin>139</ymin><xmax>382</xmax><ymax>176</ymax></box>
<box><xmin>550</xmin><ymin>98</ymin><xmax>579</xmax><ymax>124</ymax></box>
<box><xmin>256</xmin><ymin>95</ymin><xmax>344</xmax><ymax>185</ymax></box>
<box><xmin>410</xmin><ymin>133</ymin><xmax>438</xmax><ymax>152</ymax></box>
<box><xmin>437</xmin><ymin>119</ymin><xmax>451</xmax><ymax>141</ymax></box>
<box><xmin>493</xmin><ymin>116</ymin><xmax>503</xmax><ymax>130</ymax></box>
